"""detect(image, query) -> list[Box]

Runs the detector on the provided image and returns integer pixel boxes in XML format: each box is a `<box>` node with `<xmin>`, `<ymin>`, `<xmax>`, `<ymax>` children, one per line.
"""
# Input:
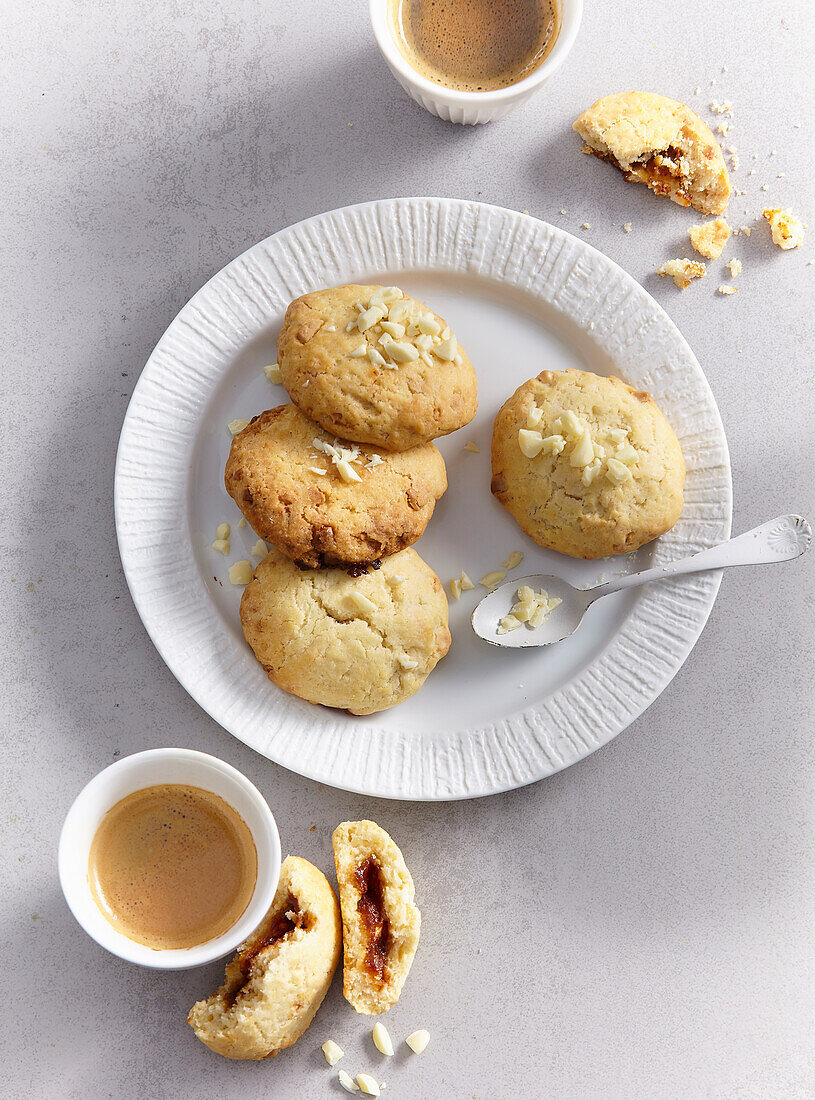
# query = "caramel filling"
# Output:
<box><xmin>225</xmin><ymin>897</ymin><xmax>310</xmax><ymax>1005</ymax></box>
<box><xmin>354</xmin><ymin>858</ymin><xmax>390</xmax><ymax>983</ymax></box>
<box><xmin>592</xmin><ymin>145</ymin><xmax>692</xmax><ymax>206</ymax></box>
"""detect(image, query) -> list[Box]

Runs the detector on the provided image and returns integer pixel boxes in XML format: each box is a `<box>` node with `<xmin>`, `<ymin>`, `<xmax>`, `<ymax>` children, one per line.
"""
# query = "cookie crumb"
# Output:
<box><xmin>726</xmin><ymin>258</ymin><xmax>742</xmax><ymax>278</ymax></box>
<box><xmin>263</xmin><ymin>362</ymin><xmax>282</xmax><ymax>384</ymax></box>
<box><xmin>656</xmin><ymin>258</ymin><xmax>706</xmax><ymax>289</ymax></box>
<box><xmin>582</xmin><ymin>222</ymin><xmax>592</xmax><ymax>230</ymax></box>
<box><xmin>717</xmin><ymin>285</ymin><xmax>738</xmax><ymax>295</ymax></box>
<box><xmin>227</xmin><ymin>418</ymin><xmax>249</xmax><ymax>436</ymax></box>
<box><xmin>228</xmin><ymin>560</ymin><xmax>253</xmax><ymax>585</ymax></box>
<box><xmin>763</xmin><ymin>208</ymin><xmax>805</xmax><ymax>249</ymax></box>
<box><xmin>623</xmin><ymin>222</ymin><xmax>632</xmax><ymax>232</ymax></box>
<box><xmin>689</xmin><ymin>217</ymin><xmax>730</xmax><ymax>259</ymax></box>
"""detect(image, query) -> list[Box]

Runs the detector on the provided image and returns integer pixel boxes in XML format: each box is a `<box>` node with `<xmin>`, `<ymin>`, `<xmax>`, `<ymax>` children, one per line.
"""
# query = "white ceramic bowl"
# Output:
<box><xmin>370</xmin><ymin>0</ymin><xmax>583</xmax><ymax>124</ymax></box>
<box><xmin>58</xmin><ymin>748</ymin><xmax>281</xmax><ymax>970</ymax></box>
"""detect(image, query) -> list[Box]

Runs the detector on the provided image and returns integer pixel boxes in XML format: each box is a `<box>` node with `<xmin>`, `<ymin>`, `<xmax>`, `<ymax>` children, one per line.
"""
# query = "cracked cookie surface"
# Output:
<box><xmin>491</xmin><ymin>368</ymin><xmax>685</xmax><ymax>559</ymax></box>
<box><xmin>276</xmin><ymin>285</ymin><xmax>478</xmax><ymax>451</ymax></box>
<box><xmin>574</xmin><ymin>91</ymin><xmax>731</xmax><ymax>215</ymax></box>
<box><xmin>239</xmin><ymin>546</ymin><xmax>451</xmax><ymax>714</ymax></box>
<box><xmin>225</xmin><ymin>404</ymin><xmax>447</xmax><ymax>568</ymax></box>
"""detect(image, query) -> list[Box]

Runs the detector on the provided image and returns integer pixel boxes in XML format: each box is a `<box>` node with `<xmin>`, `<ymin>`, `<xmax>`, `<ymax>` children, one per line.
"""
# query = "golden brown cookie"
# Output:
<box><xmin>491</xmin><ymin>368</ymin><xmax>685</xmax><ymax>559</ymax></box>
<box><xmin>239</xmin><ymin>547</ymin><xmax>450</xmax><ymax>715</ymax></box>
<box><xmin>225</xmin><ymin>404</ymin><xmax>447</xmax><ymax>569</ymax></box>
<box><xmin>332</xmin><ymin>820</ymin><xmax>421</xmax><ymax>1016</ymax></box>
<box><xmin>574</xmin><ymin>92</ymin><xmax>731</xmax><ymax>215</ymax></box>
<box><xmin>187</xmin><ymin>856</ymin><xmax>341</xmax><ymax>1060</ymax></box>
<box><xmin>277</xmin><ymin>284</ymin><xmax>478</xmax><ymax>451</ymax></box>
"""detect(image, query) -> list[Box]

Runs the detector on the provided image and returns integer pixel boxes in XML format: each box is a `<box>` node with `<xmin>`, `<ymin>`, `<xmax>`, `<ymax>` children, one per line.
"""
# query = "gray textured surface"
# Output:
<box><xmin>2</xmin><ymin>1</ymin><xmax>814</xmax><ymax>1097</ymax></box>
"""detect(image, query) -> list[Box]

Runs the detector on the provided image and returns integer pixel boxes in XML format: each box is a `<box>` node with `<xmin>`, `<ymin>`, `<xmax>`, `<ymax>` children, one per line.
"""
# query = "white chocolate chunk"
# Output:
<box><xmin>338</xmin><ymin>1070</ymin><xmax>360</xmax><ymax>1093</ymax></box>
<box><xmin>526</xmin><ymin>406</ymin><xmax>544</xmax><ymax>429</ymax></box>
<box><xmin>396</xmin><ymin>655</ymin><xmax>418</xmax><ymax>671</ymax></box>
<box><xmin>385</xmin><ymin>340</ymin><xmax>420</xmax><ymax>363</ymax></box>
<box><xmin>435</xmin><ymin>334</ymin><xmax>458</xmax><ymax>361</ymax></box>
<box><xmin>356</xmin><ymin>1074</ymin><xmax>380</xmax><ymax>1097</ymax></box>
<box><xmin>449</xmin><ymin>578</ymin><xmax>462</xmax><ymax>600</ymax></box>
<box><xmin>459</xmin><ymin>572</ymin><xmax>475</xmax><ymax>591</ymax></box>
<box><xmin>518</xmin><ymin>428</ymin><xmax>544</xmax><ymax>458</ymax></box>
<box><xmin>337</xmin><ymin>460</ymin><xmax>363</xmax><ymax>483</ymax></box>
<box><xmin>211</xmin><ymin>538</ymin><xmax>230</xmax><ymax>555</ymax></box>
<box><xmin>216</xmin><ymin>523</ymin><xmax>230</xmax><ymax>541</ymax></box>
<box><xmin>502</xmin><ymin>551</ymin><xmax>524</xmax><ymax>570</ymax></box>
<box><xmin>387</xmin><ymin>574</ymin><xmax>406</xmax><ymax>586</ymax></box>
<box><xmin>228</xmin><ymin>560</ymin><xmax>253</xmax><ymax>585</ymax></box>
<box><xmin>250</xmin><ymin>539</ymin><xmax>268</xmax><ymax>559</ymax></box>
<box><xmin>373</xmin><ymin>1023</ymin><xmax>394</xmax><ymax>1057</ymax></box>
<box><xmin>606</xmin><ymin>457</ymin><xmax>634</xmax><ymax>484</ymax></box>
<box><xmin>322</xmin><ymin>1040</ymin><xmax>345</xmax><ymax>1066</ymax></box>
<box><xmin>227</xmin><ymin>418</ymin><xmax>249</xmax><ymax>436</ymax></box>
<box><xmin>405</xmin><ymin>1030</ymin><xmax>430</xmax><ymax>1055</ymax></box>
<box><xmin>479</xmin><ymin>569</ymin><xmax>507</xmax><ymax>589</ymax></box>
<box><xmin>344</xmin><ymin>591</ymin><xmax>377</xmax><ymax>615</ymax></box>
<box><xmin>569</xmin><ymin>428</ymin><xmax>595</xmax><ymax>467</ymax></box>
<box><xmin>263</xmin><ymin>362</ymin><xmax>282</xmax><ymax>384</ymax></box>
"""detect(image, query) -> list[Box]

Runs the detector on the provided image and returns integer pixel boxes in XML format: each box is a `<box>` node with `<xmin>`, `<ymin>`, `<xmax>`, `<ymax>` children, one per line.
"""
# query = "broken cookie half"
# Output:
<box><xmin>332</xmin><ymin>820</ymin><xmax>421</xmax><ymax>1015</ymax></box>
<box><xmin>187</xmin><ymin>856</ymin><xmax>341</xmax><ymax>1060</ymax></box>
<box><xmin>574</xmin><ymin>91</ymin><xmax>731</xmax><ymax>215</ymax></box>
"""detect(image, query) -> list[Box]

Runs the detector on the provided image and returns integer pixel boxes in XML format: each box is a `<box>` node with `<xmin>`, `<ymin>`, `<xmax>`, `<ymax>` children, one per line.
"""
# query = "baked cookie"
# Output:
<box><xmin>332</xmin><ymin>820</ymin><xmax>421</xmax><ymax>1015</ymax></box>
<box><xmin>491</xmin><ymin>368</ymin><xmax>685</xmax><ymax>559</ymax></box>
<box><xmin>574</xmin><ymin>92</ymin><xmax>731</xmax><ymax>215</ymax></box>
<box><xmin>239</xmin><ymin>547</ymin><xmax>450</xmax><ymax>715</ymax></box>
<box><xmin>225</xmin><ymin>404</ymin><xmax>447</xmax><ymax>569</ymax></box>
<box><xmin>277</xmin><ymin>284</ymin><xmax>478</xmax><ymax>451</ymax></box>
<box><xmin>187</xmin><ymin>856</ymin><xmax>341</xmax><ymax>1060</ymax></box>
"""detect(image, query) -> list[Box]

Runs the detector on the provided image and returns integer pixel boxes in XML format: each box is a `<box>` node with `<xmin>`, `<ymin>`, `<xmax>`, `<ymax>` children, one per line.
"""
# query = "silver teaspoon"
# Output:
<box><xmin>471</xmin><ymin>514</ymin><xmax>812</xmax><ymax>649</ymax></box>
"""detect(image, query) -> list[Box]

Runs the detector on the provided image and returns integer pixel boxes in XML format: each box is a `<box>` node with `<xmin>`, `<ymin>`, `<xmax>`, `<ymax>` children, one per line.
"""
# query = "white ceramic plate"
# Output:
<box><xmin>115</xmin><ymin>197</ymin><xmax>731</xmax><ymax>800</ymax></box>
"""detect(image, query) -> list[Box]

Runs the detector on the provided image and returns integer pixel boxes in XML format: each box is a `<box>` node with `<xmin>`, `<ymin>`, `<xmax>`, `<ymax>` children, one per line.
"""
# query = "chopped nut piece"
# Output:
<box><xmin>608</xmin><ymin>427</ymin><xmax>629</xmax><ymax>444</ymax></box>
<box><xmin>502</xmin><ymin>551</ymin><xmax>524</xmax><ymax>570</ymax></box>
<box><xmin>365</xmin><ymin>455</ymin><xmax>383</xmax><ymax>469</ymax></box>
<box><xmin>386</xmin><ymin>340</ymin><xmax>420</xmax><ymax>363</ymax></box>
<box><xmin>717</xmin><ymin>285</ymin><xmax>738</xmax><ymax>295</ymax></box>
<box><xmin>460</xmin><ymin>572</ymin><xmax>474</xmax><ymax>591</ymax></box>
<box><xmin>388</xmin><ymin>574</ymin><xmax>406</xmax><ymax>586</ymax></box>
<box><xmin>518</xmin><ymin>428</ymin><xmax>544</xmax><ymax>458</ymax></box>
<box><xmin>227</xmin><ymin>418</ymin><xmax>249</xmax><ymax>436</ymax></box>
<box><xmin>688</xmin><ymin>217</ymin><xmax>731</xmax><ymax>259</ymax></box>
<box><xmin>264</xmin><ymin>362</ymin><xmax>282</xmax><ymax>384</ymax></box>
<box><xmin>569</xmin><ymin>428</ymin><xmax>595</xmax><ymax>467</ymax></box>
<box><xmin>526</xmin><ymin>406</ymin><xmax>543</xmax><ymax>429</ymax></box>
<box><xmin>582</xmin><ymin>222</ymin><xmax>592</xmax><ymax>229</ymax></box>
<box><xmin>349</xmin><ymin>343</ymin><xmax>368</xmax><ymax>358</ymax></box>
<box><xmin>540</xmin><ymin>434</ymin><xmax>567</xmax><ymax>456</ymax></box>
<box><xmin>228</xmin><ymin>560</ymin><xmax>253</xmax><ymax>585</ymax></box>
<box><xmin>727</xmin><ymin>258</ymin><xmax>742</xmax><ymax>277</ymax></box>
<box><xmin>581</xmin><ymin>462</ymin><xmax>603</xmax><ymax>486</ymax></box>
<box><xmin>479</xmin><ymin>570</ymin><xmax>507</xmax><ymax>589</ymax></box>
<box><xmin>338</xmin><ymin>1070</ymin><xmax>360</xmax><ymax>1094</ymax></box>
<box><xmin>762</xmin><ymin>208</ymin><xmax>805</xmax><ymax>250</ymax></box>
<box><xmin>623</xmin><ymin>222</ymin><xmax>632</xmax><ymax>233</ymax></box>
<box><xmin>497</xmin><ymin>586</ymin><xmax>562</xmax><ymax>633</ymax></box>
<box><xmin>250</xmin><ymin>539</ymin><xmax>267</xmax><ymax>559</ymax></box>
<box><xmin>614</xmin><ymin>442</ymin><xmax>639</xmax><ymax>466</ymax></box>
<box><xmin>379</xmin><ymin>320</ymin><xmax>405</xmax><ymax>339</ymax></box>
<box><xmin>322</xmin><ymin>1040</ymin><xmax>345</xmax><ymax>1066</ymax></box>
<box><xmin>368</xmin><ymin>347</ymin><xmax>387</xmax><ymax>368</ymax></box>
<box><xmin>656</xmin><ymin>258</ymin><xmax>706</xmax><ymax>289</ymax></box>
<box><xmin>417</xmin><ymin>315</ymin><xmax>441</xmax><ymax>337</ymax></box>
<box><xmin>435</xmin><ymin>334</ymin><xmax>458</xmax><ymax>361</ymax></box>
<box><xmin>356</xmin><ymin>1074</ymin><xmax>381</xmax><ymax>1097</ymax></box>
<box><xmin>449</xmin><ymin>578</ymin><xmax>462</xmax><ymax>600</ymax></box>
<box><xmin>308</xmin><ymin>466</ymin><xmax>327</xmax><ymax>475</ymax></box>
<box><xmin>405</xmin><ymin>1030</ymin><xmax>430</xmax><ymax>1055</ymax></box>
<box><xmin>397</xmin><ymin>655</ymin><xmax>418</xmax><ymax>671</ymax></box>
<box><xmin>211</xmin><ymin>538</ymin><xmax>230</xmax><ymax>555</ymax></box>
<box><xmin>357</xmin><ymin>305</ymin><xmax>387</xmax><ymax>331</ymax></box>
<box><xmin>372</xmin><ymin>1023</ymin><xmax>395</xmax><ymax>1056</ymax></box>
<box><xmin>498</xmin><ymin>615</ymin><xmax>523</xmax><ymax>633</ymax></box>
<box><xmin>606</xmin><ymin>457</ymin><xmax>634</xmax><ymax>484</ymax></box>
<box><xmin>216</xmin><ymin>523</ymin><xmax>230</xmax><ymax>541</ymax></box>
<box><xmin>344</xmin><ymin>591</ymin><xmax>377</xmax><ymax>615</ymax></box>
<box><xmin>464</xmin><ymin>441</ymin><xmax>480</xmax><ymax>453</ymax></box>
<box><xmin>370</xmin><ymin>285</ymin><xmax>403</xmax><ymax>307</ymax></box>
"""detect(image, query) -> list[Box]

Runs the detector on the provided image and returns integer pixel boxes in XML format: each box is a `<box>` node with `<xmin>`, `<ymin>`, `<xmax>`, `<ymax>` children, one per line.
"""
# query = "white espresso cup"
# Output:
<box><xmin>370</xmin><ymin>0</ymin><xmax>583</xmax><ymax>125</ymax></box>
<box><xmin>58</xmin><ymin>748</ymin><xmax>281</xmax><ymax>970</ymax></box>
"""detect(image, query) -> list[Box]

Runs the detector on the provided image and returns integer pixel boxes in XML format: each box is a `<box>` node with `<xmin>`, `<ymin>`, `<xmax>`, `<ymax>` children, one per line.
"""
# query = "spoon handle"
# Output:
<box><xmin>588</xmin><ymin>514</ymin><xmax>811</xmax><ymax>599</ymax></box>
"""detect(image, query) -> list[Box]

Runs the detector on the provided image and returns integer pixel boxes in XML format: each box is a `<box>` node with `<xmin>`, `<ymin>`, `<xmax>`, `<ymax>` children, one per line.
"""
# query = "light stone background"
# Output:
<box><xmin>3</xmin><ymin>1</ymin><xmax>814</xmax><ymax>1097</ymax></box>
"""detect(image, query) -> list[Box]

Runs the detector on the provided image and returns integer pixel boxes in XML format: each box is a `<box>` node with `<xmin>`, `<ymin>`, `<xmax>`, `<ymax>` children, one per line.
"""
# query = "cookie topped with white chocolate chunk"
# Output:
<box><xmin>277</xmin><ymin>285</ymin><xmax>478</xmax><ymax>451</ymax></box>
<box><xmin>491</xmin><ymin>368</ymin><xmax>685</xmax><ymax>559</ymax></box>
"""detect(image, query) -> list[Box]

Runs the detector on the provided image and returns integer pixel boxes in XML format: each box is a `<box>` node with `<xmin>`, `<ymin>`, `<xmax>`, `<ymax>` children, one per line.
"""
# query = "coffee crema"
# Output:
<box><xmin>389</xmin><ymin>0</ymin><xmax>559</xmax><ymax>94</ymax></box>
<box><xmin>88</xmin><ymin>784</ymin><xmax>257</xmax><ymax>950</ymax></box>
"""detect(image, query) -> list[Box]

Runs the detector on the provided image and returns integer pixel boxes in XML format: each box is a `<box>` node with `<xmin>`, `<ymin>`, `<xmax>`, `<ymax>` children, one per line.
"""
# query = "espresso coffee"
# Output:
<box><xmin>88</xmin><ymin>784</ymin><xmax>257</xmax><ymax>950</ymax></box>
<box><xmin>389</xmin><ymin>0</ymin><xmax>559</xmax><ymax>93</ymax></box>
